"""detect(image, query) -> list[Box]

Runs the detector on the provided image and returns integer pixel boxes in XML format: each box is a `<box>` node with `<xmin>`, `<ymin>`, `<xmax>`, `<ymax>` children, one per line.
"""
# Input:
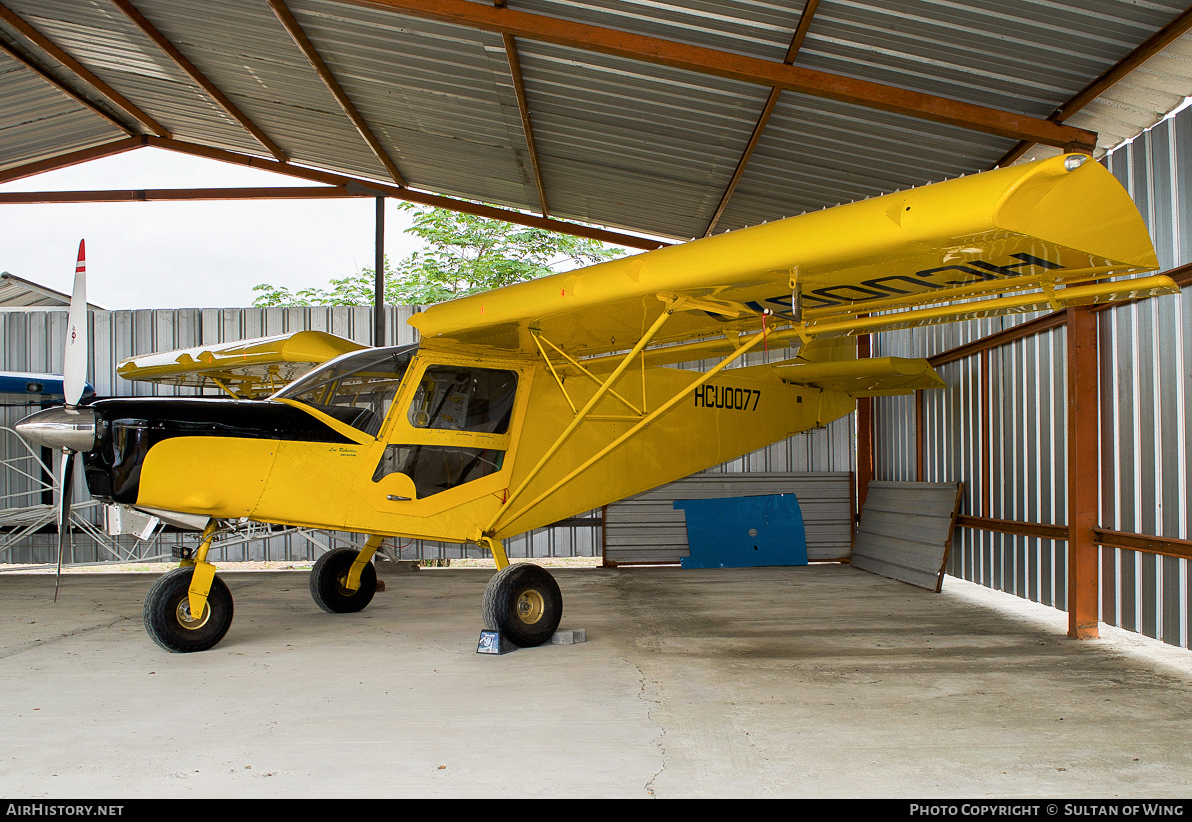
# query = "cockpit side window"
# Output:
<box><xmin>373</xmin><ymin>365</ymin><xmax>519</xmax><ymax>497</ymax></box>
<box><xmin>273</xmin><ymin>345</ymin><xmax>415</xmax><ymax>437</ymax></box>
<box><xmin>407</xmin><ymin>367</ymin><xmax>517</xmax><ymax>434</ymax></box>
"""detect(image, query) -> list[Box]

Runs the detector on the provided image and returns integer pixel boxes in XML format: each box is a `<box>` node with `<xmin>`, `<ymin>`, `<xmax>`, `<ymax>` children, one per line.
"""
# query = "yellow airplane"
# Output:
<box><xmin>15</xmin><ymin>154</ymin><xmax>1174</xmax><ymax>653</ymax></box>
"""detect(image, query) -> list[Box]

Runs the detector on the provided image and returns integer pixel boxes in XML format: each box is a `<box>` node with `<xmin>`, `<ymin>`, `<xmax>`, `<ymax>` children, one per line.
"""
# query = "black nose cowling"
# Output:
<box><xmin>15</xmin><ymin>406</ymin><xmax>98</xmax><ymax>452</ymax></box>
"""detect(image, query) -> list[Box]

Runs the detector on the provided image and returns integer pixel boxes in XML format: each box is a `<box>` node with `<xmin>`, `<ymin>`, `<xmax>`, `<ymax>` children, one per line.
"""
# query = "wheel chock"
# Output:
<box><xmin>476</xmin><ymin>629</ymin><xmax>517</xmax><ymax>655</ymax></box>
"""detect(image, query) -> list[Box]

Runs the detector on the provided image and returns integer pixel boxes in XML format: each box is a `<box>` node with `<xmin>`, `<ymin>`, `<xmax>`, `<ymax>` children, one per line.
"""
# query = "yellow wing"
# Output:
<box><xmin>410</xmin><ymin>154</ymin><xmax>1171</xmax><ymax>366</ymax></box>
<box><xmin>117</xmin><ymin>330</ymin><xmax>367</xmax><ymax>398</ymax></box>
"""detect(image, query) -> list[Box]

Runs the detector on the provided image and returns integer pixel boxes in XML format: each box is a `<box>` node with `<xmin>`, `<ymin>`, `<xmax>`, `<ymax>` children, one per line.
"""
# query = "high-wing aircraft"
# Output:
<box><xmin>14</xmin><ymin>154</ymin><xmax>1175</xmax><ymax>653</ymax></box>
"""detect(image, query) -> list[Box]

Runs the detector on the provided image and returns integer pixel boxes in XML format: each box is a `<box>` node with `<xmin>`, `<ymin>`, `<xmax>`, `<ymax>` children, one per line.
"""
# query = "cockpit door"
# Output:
<box><xmin>352</xmin><ymin>353</ymin><xmax>531</xmax><ymax>527</ymax></box>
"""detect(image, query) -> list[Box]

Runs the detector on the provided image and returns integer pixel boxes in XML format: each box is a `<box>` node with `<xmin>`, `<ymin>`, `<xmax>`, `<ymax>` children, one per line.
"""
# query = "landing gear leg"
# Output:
<box><xmin>143</xmin><ymin>520</ymin><xmax>233</xmax><ymax>653</ymax></box>
<box><xmin>310</xmin><ymin>535</ymin><xmax>382</xmax><ymax>613</ymax></box>
<box><xmin>478</xmin><ymin>534</ymin><xmax>509</xmax><ymax>570</ymax></box>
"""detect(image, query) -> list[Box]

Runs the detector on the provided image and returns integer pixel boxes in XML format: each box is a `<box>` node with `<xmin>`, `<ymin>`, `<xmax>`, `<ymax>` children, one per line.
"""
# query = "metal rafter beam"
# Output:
<box><xmin>502</xmin><ymin>32</ymin><xmax>548</xmax><ymax>215</ymax></box>
<box><xmin>267</xmin><ymin>0</ymin><xmax>407</xmax><ymax>186</ymax></box>
<box><xmin>495</xmin><ymin>0</ymin><xmax>548</xmax><ymax>217</ymax></box>
<box><xmin>995</xmin><ymin>5</ymin><xmax>1192</xmax><ymax>168</ymax></box>
<box><xmin>110</xmin><ymin>0</ymin><xmax>287</xmax><ymax>162</ymax></box>
<box><xmin>703</xmin><ymin>0</ymin><xmax>819</xmax><ymax>237</ymax></box>
<box><xmin>147</xmin><ymin>136</ymin><xmax>670</xmax><ymax>250</ymax></box>
<box><xmin>0</xmin><ymin>1</ymin><xmax>168</xmax><ymax>137</ymax></box>
<box><xmin>0</xmin><ymin>137</ymin><xmax>144</xmax><ymax>185</ymax></box>
<box><xmin>0</xmin><ymin>187</ymin><xmax>363</xmax><ymax>204</ymax></box>
<box><xmin>340</xmin><ymin>0</ymin><xmax>1095</xmax><ymax>150</ymax></box>
<box><xmin>0</xmin><ymin>39</ymin><xmax>134</xmax><ymax>136</ymax></box>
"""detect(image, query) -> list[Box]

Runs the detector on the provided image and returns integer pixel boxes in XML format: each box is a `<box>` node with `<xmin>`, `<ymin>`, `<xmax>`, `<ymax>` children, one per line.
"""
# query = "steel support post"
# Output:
<box><xmin>855</xmin><ymin>333</ymin><xmax>874</xmax><ymax>516</ymax></box>
<box><xmin>375</xmin><ymin>196</ymin><xmax>385</xmax><ymax>346</ymax></box>
<box><xmin>1066</xmin><ymin>305</ymin><xmax>1099</xmax><ymax>639</ymax></box>
<box><xmin>915</xmin><ymin>389</ymin><xmax>925</xmax><ymax>482</ymax></box>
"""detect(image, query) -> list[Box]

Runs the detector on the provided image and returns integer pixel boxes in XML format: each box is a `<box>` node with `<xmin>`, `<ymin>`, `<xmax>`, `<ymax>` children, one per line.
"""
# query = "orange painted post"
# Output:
<box><xmin>980</xmin><ymin>348</ymin><xmax>990</xmax><ymax>518</ymax></box>
<box><xmin>1067</xmin><ymin>305</ymin><xmax>1099</xmax><ymax>639</ymax></box>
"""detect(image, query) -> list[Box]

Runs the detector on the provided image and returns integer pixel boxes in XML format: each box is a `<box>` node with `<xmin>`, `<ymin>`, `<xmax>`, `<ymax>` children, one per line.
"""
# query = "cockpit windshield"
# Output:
<box><xmin>272</xmin><ymin>345</ymin><xmax>416</xmax><ymax>437</ymax></box>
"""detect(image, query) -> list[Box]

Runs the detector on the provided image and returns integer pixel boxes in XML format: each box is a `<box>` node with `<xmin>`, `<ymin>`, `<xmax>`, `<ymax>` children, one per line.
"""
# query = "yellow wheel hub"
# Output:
<box><xmin>175</xmin><ymin>598</ymin><xmax>210</xmax><ymax>631</ymax></box>
<box><xmin>516</xmin><ymin>589</ymin><xmax>545</xmax><ymax>624</ymax></box>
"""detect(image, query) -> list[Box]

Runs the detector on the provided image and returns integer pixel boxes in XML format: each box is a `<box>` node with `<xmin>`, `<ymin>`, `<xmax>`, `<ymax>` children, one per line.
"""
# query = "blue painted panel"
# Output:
<box><xmin>674</xmin><ymin>493</ymin><xmax>808</xmax><ymax>569</ymax></box>
<box><xmin>0</xmin><ymin>372</ymin><xmax>94</xmax><ymax>405</ymax></box>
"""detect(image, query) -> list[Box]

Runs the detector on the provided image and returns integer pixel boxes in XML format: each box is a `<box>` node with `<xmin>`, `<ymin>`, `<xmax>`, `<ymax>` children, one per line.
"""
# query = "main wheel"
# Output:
<box><xmin>143</xmin><ymin>567</ymin><xmax>234</xmax><ymax>653</ymax></box>
<box><xmin>310</xmin><ymin>548</ymin><xmax>377</xmax><ymax>613</ymax></box>
<box><xmin>482</xmin><ymin>563</ymin><xmax>562</xmax><ymax>648</ymax></box>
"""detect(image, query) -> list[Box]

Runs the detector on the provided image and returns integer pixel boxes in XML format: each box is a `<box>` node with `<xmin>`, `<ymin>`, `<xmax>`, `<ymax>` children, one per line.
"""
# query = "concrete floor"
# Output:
<box><xmin>1</xmin><ymin>563</ymin><xmax>1190</xmax><ymax>798</ymax></box>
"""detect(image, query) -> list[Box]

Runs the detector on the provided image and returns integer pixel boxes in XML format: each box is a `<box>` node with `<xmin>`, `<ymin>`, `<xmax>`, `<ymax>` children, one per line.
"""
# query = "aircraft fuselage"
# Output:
<box><xmin>64</xmin><ymin>343</ymin><xmax>851</xmax><ymax>544</ymax></box>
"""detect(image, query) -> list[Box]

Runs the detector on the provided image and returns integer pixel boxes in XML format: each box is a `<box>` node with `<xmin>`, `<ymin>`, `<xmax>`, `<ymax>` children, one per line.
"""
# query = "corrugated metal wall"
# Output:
<box><xmin>2</xmin><ymin>305</ymin><xmax>853</xmax><ymax>564</ymax></box>
<box><xmin>605</xmin><ymin>471</ymin><xmax>854</xmax><ymax>565</ymax></box>
<box><xmin>873</xmin><ymin>107</ymin><xmax>1192</xmax><ymax>649</ymax></box>
<box><xmin>1100</xmin><ymin>112</ymin><xmax>1192</xmax><ymax>646</ymax></box>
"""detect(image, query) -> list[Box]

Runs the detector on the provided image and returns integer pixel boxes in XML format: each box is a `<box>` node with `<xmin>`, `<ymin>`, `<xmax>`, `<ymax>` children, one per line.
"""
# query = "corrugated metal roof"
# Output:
<box><xmin>2</xmin><ymin>0</ymin><xmax>1191</xmax><ymax>240</ymax></box>
<box><xmin>1067</xmin><ymin>30</ymin><xmax>1192</xmax><ymax>155</ymax></box>
<box><xmin>1</xmin><ymin>0</ymin><xmax>265</xmax><ymax>154</ymax></box>
<box><xmin>0</xmin><ymin>271</ymin><xmax>104</xmax><ymax>308</ymax></box>
<box><xmin>799</xmin><ymin>1</ymin><xmax>1182</xmax><ymax>115</ymax></box>
<box><xmin>291</xmin><ymin>0</ymin><xmax>539</xmax><ymax>203</ymax></box>
<box><xmin>0</xmin><ymin>46</ymin><xmax>126</xmax><ymax>170</ymax></box>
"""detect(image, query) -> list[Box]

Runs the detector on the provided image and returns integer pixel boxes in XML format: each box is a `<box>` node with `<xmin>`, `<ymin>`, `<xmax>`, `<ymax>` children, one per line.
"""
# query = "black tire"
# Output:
<box><xmin>143</xmin><ymin>567</ymin><xmax>234</xmax><ymax>653</ymax></box>
<box><xmin>310</xmin><ymin>548</ymin><xmax>377</xmax><ymax>614</ymax></box>
<box><xmin>482</xmin><ymin>563</ymin><xmax>562</xmax><ymax>648</ymax></box>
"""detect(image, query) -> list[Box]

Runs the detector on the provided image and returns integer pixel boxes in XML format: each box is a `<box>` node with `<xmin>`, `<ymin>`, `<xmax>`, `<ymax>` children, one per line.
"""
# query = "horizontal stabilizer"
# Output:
<box><xmin>774</xmin><ymin>357</ymin><xmax>944</xmax><ymax>397</ymax></box>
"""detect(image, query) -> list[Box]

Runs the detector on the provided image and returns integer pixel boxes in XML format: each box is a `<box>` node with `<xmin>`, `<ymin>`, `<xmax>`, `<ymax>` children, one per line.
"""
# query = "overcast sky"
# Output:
<box><xmin>0</xmin><ymin>147</ymin><xmax>427</xmax><ymax>310</ymax></box>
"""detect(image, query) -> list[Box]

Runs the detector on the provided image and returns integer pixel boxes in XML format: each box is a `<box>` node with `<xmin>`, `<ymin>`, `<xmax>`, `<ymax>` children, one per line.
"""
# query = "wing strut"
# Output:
<box><xmin>481</xmin><ymin>304</ymin><xmax>676</xmax><ymax>538</ymax></box>
<box><xmin>530</xmin><ymin>329</ymin><xmax>644</xmax><ymax>417</ymax></box>
<box><xmin>486</xmin><ymin>321</ymin><xmax>772</xmax><ymax>537</ymax></box>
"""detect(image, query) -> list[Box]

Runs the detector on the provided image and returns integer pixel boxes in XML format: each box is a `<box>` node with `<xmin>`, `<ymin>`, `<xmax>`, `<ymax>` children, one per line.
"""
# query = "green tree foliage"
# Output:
<box><xmin>253</xmin><ymin>203</ymin><xmax>625</xmax><ymax>307</ymax></box>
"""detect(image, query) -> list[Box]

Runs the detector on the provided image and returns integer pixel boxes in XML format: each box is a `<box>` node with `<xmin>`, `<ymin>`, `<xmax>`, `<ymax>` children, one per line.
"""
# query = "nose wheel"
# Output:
<box><xmin>482</xmin><ymin>563</ymin><xmax>562</xmax><ymax>647</ymax></box>
<box><xmin>143</xmin><ymin>567</ymin><xmax>234</xmax><ymax>653</ymax></box>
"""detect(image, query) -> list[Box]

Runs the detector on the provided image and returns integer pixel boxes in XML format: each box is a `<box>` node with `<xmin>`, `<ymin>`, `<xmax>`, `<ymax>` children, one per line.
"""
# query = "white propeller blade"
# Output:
<box><xmin>56</xmin><ymin>239</ymin><xmax>88</xmax><ymax>600</ymax></box>
<box><xmin>63</xmin><ymin>240</ymin><xmax>88</xmax><ymax>407</ymax></box>
<box><xmin>55</xmin><ymin>451</ymin><xmax>76</xmax><ymax>603</ymax></box>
